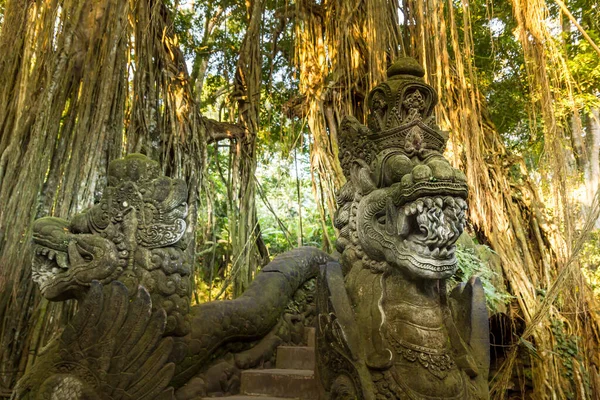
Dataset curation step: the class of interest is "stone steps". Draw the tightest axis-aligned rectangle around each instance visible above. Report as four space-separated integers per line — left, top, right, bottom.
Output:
276 346 315 370
240 369 317 399
202 326 318 400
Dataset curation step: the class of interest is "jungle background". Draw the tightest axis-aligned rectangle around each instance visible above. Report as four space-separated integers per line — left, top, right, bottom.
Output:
0 0 599 398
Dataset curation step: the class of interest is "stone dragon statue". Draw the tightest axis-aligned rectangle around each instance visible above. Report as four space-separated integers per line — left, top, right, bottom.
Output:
15 154 331 399
315 58 490 399
15 57 490 400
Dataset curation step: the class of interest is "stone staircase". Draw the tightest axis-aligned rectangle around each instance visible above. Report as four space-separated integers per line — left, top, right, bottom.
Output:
203 327 318 400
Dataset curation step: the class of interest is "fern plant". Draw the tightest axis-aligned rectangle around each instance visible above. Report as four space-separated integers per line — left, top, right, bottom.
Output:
451 245 512 313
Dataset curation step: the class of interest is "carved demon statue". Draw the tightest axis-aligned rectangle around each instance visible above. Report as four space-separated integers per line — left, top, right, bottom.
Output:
316 58 490 399
16 154 331 399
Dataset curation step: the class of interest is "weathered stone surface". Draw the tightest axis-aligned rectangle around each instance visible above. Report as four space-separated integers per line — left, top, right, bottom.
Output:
13 281 176 399
171 247 331 392
304 327 316 348
241 369 317 399
31 154 192 336
316 58 490 399
276 346 315 370
203 396 294 400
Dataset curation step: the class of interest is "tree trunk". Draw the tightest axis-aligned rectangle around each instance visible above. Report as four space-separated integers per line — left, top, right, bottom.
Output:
190 5 225 104
230 0 264 297
0 0 128 390
0 0 205 392
588 107 600 210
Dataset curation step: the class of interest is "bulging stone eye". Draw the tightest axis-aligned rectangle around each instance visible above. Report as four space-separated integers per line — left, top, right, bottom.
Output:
382 154 413 186
412 164 433 182
377 214 387 224
427 158 454 181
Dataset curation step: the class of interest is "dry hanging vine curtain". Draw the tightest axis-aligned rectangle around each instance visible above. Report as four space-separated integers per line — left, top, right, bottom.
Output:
0 0 206 393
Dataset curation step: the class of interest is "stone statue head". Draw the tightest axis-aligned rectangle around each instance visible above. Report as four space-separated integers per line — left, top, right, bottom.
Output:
334 57 468 280
31 154 192 335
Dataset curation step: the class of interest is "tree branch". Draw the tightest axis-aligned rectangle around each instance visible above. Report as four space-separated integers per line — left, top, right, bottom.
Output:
204 118 246 142
554 0 600 57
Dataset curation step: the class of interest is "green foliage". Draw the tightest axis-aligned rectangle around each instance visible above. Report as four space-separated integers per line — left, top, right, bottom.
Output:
255 147 333 254
580 230 600 297
195 139 333 292
550 318 591 398
195 144 233 288
453 245 512 313
469 1 536 155
563 0 600 96
174 0 329 299
567 38 600 112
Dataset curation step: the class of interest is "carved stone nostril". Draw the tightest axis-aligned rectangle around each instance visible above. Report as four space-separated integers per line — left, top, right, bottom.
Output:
428 159 454 181
412 164 432 181
401 173 413 187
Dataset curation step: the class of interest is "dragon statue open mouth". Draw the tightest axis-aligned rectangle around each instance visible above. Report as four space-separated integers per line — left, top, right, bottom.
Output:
31 217 122 301
392 194 467 272
30 154 190 332
336 115 470 280
32 218 71 288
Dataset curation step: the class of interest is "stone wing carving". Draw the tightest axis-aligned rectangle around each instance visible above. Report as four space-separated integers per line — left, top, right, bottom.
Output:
13 281 175 400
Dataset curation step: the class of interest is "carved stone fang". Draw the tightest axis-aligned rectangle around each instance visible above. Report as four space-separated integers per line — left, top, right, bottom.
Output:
398 196 465 256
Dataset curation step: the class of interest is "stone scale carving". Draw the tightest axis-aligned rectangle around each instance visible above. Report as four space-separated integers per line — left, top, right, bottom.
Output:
316 57 490 399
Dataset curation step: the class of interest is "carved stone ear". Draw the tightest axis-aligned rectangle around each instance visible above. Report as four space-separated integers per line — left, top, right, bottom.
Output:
349 160 376 196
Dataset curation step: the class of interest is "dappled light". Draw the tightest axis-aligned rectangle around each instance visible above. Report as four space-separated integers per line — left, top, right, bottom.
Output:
0 0 599 398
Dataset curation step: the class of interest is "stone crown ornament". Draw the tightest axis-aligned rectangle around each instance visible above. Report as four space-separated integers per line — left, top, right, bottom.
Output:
342 57 448 175
367 57 439 133
79 154 188 249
